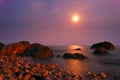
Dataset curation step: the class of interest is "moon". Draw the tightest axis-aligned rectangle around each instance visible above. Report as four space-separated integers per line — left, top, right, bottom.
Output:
72 14 79 23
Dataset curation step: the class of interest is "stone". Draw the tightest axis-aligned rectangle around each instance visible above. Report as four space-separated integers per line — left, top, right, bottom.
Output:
23 73 31 80
63 53 88 60
74 53 88 60
42 70 49 77
26 43 54 58
0 42 5 50
100 72 107 79
35 63 41 68
18 74 23 80
56 55 61 57
0 75 3 80
33 75 45 80
93 47 108 55
63 53 73 59
90 41 115 50
30 77 36 80
0 41 54 59
74 48 81 50
0 41 30 56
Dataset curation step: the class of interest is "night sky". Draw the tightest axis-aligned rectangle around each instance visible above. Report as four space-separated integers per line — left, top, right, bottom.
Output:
0 0 120 45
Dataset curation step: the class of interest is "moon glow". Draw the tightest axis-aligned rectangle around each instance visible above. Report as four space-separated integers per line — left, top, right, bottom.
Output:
72 14 79 23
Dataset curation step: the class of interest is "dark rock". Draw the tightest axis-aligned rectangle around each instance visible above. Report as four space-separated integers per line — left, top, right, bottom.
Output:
93 47 108 55
74 53 88 60
113 76 120 80
33 75 45 80
63 53 88 60
56 55 61 57
0 42 5 50
63 53 73 59
26 43 54 58
0 41 31 56
90 41 115 50
74 48 81 50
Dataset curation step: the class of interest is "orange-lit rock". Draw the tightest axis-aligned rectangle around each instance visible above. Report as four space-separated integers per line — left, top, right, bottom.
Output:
35 63 41 67
0 41 54 59
23 73 31 80
0 41 30 56
100 72 107 79
26 43 54 58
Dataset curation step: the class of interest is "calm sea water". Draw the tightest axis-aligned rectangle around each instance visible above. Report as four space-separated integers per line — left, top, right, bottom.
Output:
31 45 120 75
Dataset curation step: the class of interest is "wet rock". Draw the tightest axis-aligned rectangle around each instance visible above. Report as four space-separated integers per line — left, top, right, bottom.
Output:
74 53 88 60
26 43 54 58
0 41 30 56
100 72 107 79
56 55 61 57
93 47 108 55
30 77 36 80
18 74 23 80
15 71 25 77
35 63 41 68
63 53 73 59
90 41 115 50
63 53 88 60
31 67 38 73
33 75 45 80
74 48 81 50
13 67 19 73
42 70 49 77
23 73 31 80
0 75 4 80
0 41 54 59
0 42 5 50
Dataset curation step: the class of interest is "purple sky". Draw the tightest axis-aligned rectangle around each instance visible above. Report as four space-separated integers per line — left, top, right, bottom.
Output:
0 0 120 45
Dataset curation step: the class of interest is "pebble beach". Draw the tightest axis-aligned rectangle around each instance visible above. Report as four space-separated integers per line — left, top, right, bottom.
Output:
0 55 120 80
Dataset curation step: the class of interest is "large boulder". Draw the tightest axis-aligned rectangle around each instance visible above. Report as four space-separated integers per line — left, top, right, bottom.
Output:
0 41 31 56
0 43 5 50
90 41 115 50
63 53 73 59
93 47 108 55
63 53 88 60
26 43 54 58
0 41 54 58
74 53 88 60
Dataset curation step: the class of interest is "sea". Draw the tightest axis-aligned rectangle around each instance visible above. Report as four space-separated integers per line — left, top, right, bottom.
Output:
30 45 120 76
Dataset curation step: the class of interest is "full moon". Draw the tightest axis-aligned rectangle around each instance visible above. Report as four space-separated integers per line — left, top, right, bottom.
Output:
72 14 79 23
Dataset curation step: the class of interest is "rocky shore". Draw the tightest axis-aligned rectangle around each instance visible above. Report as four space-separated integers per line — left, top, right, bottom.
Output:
0 41 119 80
0 55 120 80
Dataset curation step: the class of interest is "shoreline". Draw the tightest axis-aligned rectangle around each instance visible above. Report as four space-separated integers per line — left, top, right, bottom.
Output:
0 55 120 80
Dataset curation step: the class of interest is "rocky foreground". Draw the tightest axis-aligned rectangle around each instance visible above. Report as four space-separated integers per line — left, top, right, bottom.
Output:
0 55 120 80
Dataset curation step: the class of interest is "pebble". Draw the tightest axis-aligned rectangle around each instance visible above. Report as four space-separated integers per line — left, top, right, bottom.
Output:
35 63 40 68
0 55 118 80
23 73 31 80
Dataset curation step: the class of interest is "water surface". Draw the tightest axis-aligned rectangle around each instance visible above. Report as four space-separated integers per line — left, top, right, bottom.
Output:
31 45 120 75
